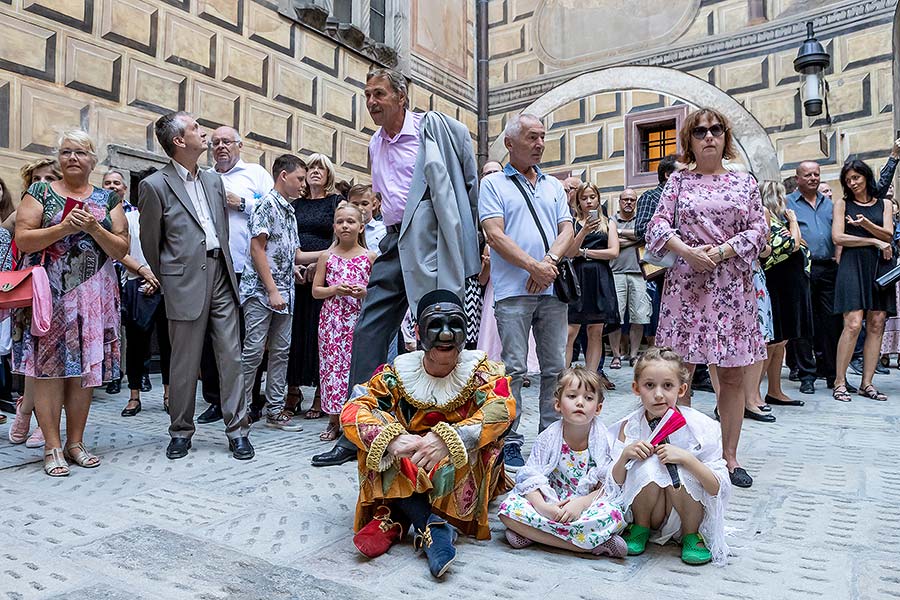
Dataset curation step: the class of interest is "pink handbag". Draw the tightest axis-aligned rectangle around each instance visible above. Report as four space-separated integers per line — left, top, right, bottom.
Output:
0 248 51 335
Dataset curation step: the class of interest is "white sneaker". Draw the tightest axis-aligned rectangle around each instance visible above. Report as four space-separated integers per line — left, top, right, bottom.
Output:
266 412 303 432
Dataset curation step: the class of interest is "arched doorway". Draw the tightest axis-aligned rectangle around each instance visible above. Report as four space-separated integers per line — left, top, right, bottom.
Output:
488 65 780 181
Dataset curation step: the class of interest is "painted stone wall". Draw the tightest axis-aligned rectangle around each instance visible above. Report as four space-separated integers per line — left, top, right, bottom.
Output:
487 0 898 199
0 0 476 198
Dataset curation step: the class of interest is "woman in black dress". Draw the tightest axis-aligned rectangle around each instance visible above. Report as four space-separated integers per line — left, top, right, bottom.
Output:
832 159 896 402
287 153 343 418
564 182 619 373
759 180 812 407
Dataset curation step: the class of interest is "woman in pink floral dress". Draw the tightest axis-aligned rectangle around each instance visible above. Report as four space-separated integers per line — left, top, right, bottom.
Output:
646 108 768 489
313 202 376 441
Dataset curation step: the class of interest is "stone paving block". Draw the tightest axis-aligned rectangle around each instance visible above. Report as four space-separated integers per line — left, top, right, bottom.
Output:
230 465 358 521
111 486 251 530
0 543 92 600
62 525 370 600
0 491 133 550
197 509 348 563
42 583 143 600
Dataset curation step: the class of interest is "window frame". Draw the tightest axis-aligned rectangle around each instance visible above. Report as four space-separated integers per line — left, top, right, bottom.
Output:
623 105 688 189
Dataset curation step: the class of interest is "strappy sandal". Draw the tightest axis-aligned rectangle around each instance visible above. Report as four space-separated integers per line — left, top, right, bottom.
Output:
8 398 31 444
43 448 70 477
63 442 101 468
284 388 302 416
319 423 339 441
832 384 852 403
610 356 622 369
859 384 888 402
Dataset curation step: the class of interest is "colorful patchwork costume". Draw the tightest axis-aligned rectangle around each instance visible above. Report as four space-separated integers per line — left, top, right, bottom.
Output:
341 348 516 540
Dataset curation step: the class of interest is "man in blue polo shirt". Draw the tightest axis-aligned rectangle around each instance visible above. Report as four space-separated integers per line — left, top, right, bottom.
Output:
787 160 849 397
479 113 574 470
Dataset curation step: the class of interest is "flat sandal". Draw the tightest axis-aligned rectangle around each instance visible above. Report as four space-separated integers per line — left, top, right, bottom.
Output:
43 448 70 477
63 442 101 468
859 384 887 402
832 384 852 403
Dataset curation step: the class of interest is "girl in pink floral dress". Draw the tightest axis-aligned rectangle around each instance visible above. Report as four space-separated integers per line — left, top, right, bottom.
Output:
313 203 376 441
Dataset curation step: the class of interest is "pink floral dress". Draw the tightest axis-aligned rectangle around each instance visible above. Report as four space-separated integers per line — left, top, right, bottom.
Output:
318 252 372 414
646 170 768 367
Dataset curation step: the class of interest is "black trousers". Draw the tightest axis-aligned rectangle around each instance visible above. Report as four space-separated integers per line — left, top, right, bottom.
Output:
124 298 171 389
792 260 842 383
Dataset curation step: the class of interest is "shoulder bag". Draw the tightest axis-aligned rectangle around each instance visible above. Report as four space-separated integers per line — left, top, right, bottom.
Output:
509 176 581 304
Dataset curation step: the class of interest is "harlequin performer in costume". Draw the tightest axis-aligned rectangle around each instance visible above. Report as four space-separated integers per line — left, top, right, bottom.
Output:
341 289 516 578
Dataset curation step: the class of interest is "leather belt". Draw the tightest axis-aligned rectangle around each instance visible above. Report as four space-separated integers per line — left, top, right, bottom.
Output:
386 224 401 234
206 248 222 259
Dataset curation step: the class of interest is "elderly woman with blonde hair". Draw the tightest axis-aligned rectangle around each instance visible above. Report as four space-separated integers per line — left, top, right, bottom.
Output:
13 130 129 477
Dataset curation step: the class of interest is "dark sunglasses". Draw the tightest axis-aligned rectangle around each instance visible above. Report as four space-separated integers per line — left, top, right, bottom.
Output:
691 124 726 140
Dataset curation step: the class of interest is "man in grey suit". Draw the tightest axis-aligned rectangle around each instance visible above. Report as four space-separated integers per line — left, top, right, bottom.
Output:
312 68 481 467
138 111 253 460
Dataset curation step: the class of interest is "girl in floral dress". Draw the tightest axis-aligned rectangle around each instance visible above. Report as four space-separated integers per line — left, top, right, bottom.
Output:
313 202 375 441
498 367 628 557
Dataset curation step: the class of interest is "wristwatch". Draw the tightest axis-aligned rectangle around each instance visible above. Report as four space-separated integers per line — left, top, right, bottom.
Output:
545 252 560 263
239 197 246 212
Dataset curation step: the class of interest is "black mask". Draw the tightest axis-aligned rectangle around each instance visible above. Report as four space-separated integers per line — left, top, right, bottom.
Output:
419 303 467 352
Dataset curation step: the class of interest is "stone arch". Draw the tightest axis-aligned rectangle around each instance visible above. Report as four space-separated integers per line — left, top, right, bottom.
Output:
488 65 780 181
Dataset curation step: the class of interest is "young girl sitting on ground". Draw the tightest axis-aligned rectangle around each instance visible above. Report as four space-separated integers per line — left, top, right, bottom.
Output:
606 347 731 565
498 366 628 556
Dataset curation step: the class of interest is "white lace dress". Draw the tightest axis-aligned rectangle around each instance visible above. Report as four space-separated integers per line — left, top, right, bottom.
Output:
604 407 732 565
498 418 627 549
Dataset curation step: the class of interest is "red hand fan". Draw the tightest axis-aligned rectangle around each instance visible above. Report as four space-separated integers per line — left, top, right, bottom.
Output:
649 408 687 445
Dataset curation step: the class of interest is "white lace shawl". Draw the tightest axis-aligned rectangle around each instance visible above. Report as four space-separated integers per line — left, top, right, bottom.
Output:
603 407 732 566
512 417 614 502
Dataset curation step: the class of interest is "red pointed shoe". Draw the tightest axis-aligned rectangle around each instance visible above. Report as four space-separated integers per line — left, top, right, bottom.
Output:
353 505 405 558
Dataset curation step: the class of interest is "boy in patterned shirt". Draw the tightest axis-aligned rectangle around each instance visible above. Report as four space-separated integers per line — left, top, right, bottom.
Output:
239 154 313 430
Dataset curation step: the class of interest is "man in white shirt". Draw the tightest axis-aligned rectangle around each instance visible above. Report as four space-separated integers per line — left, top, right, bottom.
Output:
196 127 275 425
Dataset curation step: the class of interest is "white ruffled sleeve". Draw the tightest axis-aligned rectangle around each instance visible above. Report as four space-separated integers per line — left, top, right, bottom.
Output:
512 423 560 501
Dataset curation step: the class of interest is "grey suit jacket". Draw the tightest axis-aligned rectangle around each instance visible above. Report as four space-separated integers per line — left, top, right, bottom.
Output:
138 162 239 321
399 111 480 315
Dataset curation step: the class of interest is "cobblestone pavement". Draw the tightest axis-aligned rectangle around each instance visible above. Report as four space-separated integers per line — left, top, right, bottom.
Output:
2 364 899 600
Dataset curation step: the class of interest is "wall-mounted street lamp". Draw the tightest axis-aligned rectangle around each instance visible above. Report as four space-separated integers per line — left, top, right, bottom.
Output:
793 21 831 117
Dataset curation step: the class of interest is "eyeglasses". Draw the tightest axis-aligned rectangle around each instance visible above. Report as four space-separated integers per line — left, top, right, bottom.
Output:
59 149 90 159
210 139 238 148
690 125 727 140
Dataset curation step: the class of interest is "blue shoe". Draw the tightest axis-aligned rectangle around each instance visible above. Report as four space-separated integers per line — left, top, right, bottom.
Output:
414 515 457 578
502 444 525 472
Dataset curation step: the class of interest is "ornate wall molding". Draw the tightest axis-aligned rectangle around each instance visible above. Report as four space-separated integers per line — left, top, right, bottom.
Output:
489 0 896 113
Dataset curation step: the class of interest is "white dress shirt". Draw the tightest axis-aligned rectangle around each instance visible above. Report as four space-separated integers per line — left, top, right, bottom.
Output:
217 159 274 273
365 218 387 255
171 159 220 251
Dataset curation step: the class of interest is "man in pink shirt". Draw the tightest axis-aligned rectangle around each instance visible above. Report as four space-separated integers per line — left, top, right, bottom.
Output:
312 68 480 467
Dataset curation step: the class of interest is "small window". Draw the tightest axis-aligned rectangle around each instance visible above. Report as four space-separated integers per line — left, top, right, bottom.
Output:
333 0 352 23
639 122 677 173
624 105 688 189
370 0 386 43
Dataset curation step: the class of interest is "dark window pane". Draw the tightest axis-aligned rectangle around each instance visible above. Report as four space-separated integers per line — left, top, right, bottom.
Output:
333 0 352 23
638 121 677 173
370 0 386 43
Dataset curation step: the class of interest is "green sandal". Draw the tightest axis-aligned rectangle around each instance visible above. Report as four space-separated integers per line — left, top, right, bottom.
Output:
681 533 712 565
623 524 650 555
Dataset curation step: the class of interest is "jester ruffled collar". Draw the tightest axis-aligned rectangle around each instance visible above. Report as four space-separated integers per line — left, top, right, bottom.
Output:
390 349 486 410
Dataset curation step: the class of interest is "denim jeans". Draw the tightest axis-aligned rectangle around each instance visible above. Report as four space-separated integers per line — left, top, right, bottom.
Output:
494 294 568 447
